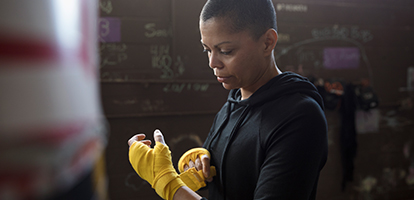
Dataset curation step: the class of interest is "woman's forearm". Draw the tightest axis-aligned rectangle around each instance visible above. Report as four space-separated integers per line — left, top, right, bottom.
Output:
173 186 203 200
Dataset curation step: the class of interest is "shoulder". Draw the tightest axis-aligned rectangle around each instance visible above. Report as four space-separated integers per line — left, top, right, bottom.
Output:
261 92 323 118
258 93 327 143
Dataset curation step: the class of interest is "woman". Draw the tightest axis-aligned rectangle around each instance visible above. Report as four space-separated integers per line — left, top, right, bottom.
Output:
128 0 328 199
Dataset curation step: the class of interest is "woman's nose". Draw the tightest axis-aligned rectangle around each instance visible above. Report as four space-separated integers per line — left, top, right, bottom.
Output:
208 52 222 69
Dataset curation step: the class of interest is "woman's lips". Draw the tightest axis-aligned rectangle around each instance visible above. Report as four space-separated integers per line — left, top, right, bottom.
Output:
217 76 230 83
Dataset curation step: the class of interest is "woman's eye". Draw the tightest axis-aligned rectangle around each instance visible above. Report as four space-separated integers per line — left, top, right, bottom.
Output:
220 50 232 55
203 49 211 53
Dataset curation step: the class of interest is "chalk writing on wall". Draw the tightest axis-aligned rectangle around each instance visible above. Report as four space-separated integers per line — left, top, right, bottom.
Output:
100 71 129 81
113 98 166 112
276 3 308 12
311 25 374 43
113 98 138 106
278 33 291 43
295 47 323 69
100 42 127 52
151 45 185 79
145 23 172 38
125 172 147 191
141 99 166 112
100 43 128 67
169 134 204 151
163 83 210 93
99 0 113 14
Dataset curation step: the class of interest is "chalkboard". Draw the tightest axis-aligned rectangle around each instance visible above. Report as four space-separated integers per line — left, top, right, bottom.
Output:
99 0 414 199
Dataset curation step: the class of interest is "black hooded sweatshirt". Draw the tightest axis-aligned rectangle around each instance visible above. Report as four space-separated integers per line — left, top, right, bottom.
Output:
203 72 328 200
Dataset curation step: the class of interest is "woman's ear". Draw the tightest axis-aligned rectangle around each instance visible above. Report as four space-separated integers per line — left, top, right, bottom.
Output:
263 29 278 56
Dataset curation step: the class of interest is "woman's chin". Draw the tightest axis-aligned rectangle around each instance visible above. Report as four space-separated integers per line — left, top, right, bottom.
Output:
221 83 238 90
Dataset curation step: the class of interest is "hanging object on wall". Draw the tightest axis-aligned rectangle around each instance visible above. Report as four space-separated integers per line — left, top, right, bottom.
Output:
354 79 379 111
314 78 345 110
355 109 380 134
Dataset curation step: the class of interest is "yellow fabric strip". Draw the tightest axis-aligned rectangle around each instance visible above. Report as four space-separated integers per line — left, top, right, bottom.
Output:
129 142 185 200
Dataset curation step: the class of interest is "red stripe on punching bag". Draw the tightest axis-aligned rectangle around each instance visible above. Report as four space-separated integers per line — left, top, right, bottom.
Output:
0 34 60 62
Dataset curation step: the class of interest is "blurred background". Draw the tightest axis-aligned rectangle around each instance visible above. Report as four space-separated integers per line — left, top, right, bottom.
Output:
98 0 414 199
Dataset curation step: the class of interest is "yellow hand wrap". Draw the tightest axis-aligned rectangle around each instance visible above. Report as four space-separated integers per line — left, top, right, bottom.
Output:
129 141 185 200
178 148 216 191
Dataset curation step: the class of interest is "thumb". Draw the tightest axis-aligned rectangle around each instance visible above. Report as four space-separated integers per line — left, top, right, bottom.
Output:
201 154 211 178
154 129 166 145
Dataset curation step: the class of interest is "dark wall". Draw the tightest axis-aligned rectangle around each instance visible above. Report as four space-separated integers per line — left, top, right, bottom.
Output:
98 0 414 199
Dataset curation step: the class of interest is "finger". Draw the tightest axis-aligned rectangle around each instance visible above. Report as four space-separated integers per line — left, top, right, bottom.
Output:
153 129 165 145
188 160 195 169
195 158 202 171
140 140 152 147
201 154 211 178
128 134 146 147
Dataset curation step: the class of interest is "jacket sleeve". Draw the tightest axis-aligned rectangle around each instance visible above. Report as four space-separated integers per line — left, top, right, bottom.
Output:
254 95 328 200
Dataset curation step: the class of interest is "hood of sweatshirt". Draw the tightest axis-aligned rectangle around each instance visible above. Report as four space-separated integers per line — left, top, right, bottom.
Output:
204 72 325 192
227 72 324 110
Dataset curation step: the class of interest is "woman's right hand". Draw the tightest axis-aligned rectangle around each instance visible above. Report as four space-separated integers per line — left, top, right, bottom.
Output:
183 151 213 182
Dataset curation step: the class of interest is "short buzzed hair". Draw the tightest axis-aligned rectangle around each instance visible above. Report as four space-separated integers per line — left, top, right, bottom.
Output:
200 0 277 41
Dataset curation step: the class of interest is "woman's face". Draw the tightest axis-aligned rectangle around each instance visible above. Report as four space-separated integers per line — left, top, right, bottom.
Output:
199 17 269 93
